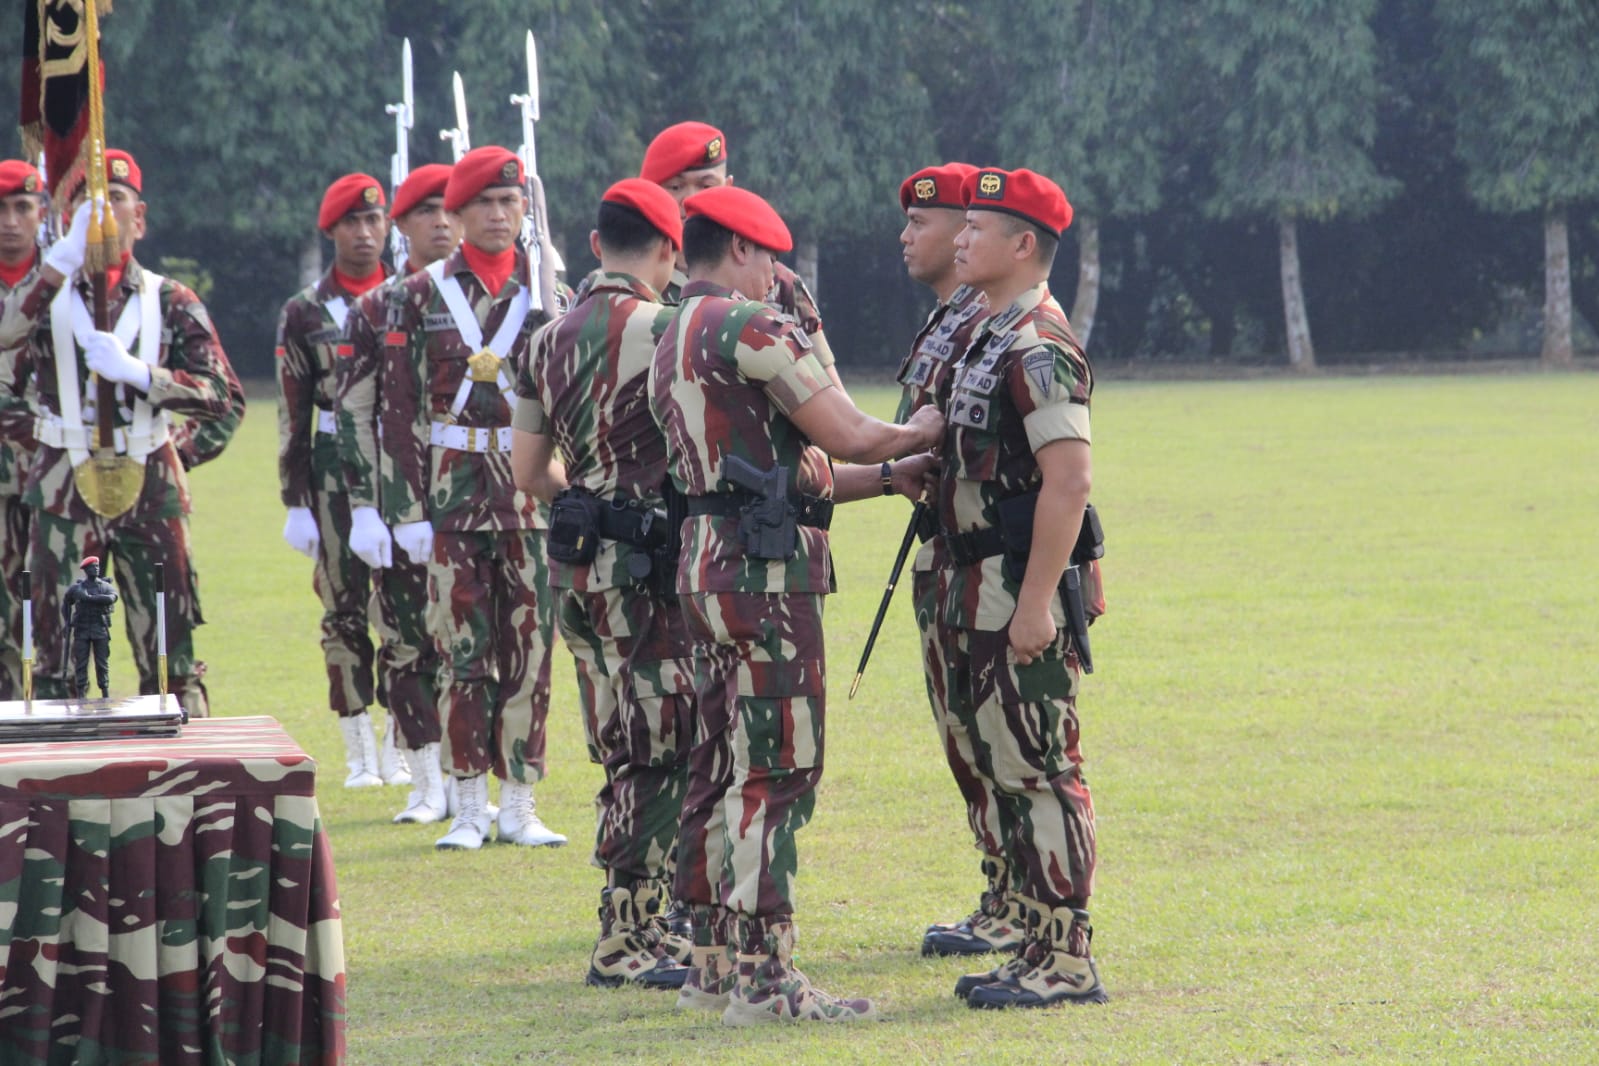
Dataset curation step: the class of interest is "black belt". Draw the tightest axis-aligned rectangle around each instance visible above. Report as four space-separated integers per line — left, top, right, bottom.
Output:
684 491 835 531
596 495 666 549
941 525 1005 567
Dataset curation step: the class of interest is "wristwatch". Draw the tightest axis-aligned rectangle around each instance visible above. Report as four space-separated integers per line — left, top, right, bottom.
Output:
880 461 894 496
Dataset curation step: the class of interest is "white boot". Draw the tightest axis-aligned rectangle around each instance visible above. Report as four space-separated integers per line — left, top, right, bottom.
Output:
496 781 567 847
435 773 492 850
379 720 411 786
392 743 448 824
444 773 498 822
338 711 383 789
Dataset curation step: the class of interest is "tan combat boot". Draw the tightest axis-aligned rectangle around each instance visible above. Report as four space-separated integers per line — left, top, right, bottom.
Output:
966 903 1108 1008
954 895 1046 1000
721 919 878 1026
676 905 736 1012
586 883 690 990
923 856 1027 956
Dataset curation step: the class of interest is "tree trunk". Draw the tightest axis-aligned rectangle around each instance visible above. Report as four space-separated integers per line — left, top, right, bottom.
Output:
1542 208 1573 365
1279 215 1315 370
1070 215 1100 350
795 238 820 303
298 233 323 288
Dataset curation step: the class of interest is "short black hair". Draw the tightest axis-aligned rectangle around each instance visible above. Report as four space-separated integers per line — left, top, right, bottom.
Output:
596 200 671 256
682 214 734 271
998 213 1059 269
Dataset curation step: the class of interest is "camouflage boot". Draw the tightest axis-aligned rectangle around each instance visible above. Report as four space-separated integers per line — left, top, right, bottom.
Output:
585 883 690 989
676 905 736 1012
644 879 694 965
922 857 1027 957
337 711 383 788
721 919 879 1027
967 904 1108 1009
954 895 1047 1000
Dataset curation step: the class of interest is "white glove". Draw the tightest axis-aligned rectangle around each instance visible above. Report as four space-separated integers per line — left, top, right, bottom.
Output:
393 520 434 565
282 506 320 559
349 506 394 569
44 198 99 278
83 330 152 391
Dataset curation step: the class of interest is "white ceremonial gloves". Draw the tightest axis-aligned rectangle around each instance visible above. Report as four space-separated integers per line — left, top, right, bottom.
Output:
43 198 99 279
282 506 320 559
83 331 152 391
392 520 434 565
349 506 394 569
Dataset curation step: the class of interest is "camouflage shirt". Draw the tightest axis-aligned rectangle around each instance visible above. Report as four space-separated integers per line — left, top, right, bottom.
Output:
914 283 1093 631
335 267 414 514
662 261 835 369
171 337 246 471
894 283 988 424
514 270 675 590
376 246 551 533
0 259 234 523
275 267 389 507
0 260 40 497
648 278 835 595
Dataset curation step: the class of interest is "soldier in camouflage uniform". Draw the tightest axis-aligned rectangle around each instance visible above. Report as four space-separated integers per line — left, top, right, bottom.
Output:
0 160 44 700
912 168 1108 1009
341 163 457 824
375 146 565 851
512 178 693 989
649 185 943 1025
277 173 407 789
0 149 232 717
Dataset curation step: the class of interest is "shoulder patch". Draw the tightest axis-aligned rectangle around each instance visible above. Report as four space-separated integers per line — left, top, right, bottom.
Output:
1023 350 1055 396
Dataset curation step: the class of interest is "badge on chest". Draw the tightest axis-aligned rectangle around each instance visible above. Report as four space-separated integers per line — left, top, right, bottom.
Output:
949 391 990 430
467 348 503 382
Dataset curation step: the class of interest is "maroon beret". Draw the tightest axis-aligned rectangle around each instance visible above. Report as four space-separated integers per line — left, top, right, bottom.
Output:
961 167 1072 237
319 173 386 231
0 160 43 198
900 162 978 212
603 178 685 250
390 163 452 219
683 186 792 254
641 121 727 184
445 147 523 213
105 149 141 194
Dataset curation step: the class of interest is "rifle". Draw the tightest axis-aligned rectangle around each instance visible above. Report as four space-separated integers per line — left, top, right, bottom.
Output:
439 71 471 163
385 38 413 266
509 30 560 315
849 501 926 699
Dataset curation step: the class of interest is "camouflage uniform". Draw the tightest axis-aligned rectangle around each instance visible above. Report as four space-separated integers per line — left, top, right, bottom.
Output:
913 283 1099 987
0 261 39 700
378 246 553 782
337 271 442 752
0 259 234 717
277 270 388 718
662 261 834 373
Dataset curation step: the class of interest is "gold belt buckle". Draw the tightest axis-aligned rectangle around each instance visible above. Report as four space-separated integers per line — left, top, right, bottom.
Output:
467 426 483 451
467 348 501 383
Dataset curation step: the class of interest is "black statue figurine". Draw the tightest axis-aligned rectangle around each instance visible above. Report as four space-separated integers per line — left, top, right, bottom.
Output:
63 555 118 699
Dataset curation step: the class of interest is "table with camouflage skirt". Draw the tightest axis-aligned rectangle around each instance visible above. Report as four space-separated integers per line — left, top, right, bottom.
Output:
0 716 346 1065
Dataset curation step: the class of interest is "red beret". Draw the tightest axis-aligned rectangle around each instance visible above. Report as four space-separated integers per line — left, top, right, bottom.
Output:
105 149 141 194
961 167 1072 237
445 147 523 213
640 121 727 184
602 178 684 250
683 186 792 254
81 555 100 569
0 160 43 198
319 173 386 231
391 163 452 219
900 162 978 212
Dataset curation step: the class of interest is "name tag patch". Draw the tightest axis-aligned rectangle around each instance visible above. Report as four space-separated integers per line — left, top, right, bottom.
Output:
424 313 457 333
960 370 999 395
306 327 340 345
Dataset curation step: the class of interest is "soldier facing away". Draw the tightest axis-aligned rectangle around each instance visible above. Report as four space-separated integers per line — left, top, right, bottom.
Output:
62 554 116 698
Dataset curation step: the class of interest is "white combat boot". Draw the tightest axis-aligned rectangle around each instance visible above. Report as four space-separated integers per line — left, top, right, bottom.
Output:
496 780 567 847
435 773 492 850
338 711 383 789
379 720 411 786
392 743 448 824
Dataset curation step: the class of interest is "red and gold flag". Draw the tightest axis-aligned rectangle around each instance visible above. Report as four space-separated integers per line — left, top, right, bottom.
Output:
18 1 112 202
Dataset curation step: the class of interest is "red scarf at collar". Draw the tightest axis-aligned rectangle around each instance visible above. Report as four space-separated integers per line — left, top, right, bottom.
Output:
333 265 386 298
460 242 515 297
104 250 133 292
0 251 36 288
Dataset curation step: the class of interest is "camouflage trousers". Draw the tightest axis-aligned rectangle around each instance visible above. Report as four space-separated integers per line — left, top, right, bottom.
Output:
27 509 208 718
942 621 1096 907
0 493 28 700
371 559 442 749
428 529 554 782
675 591 825 920
556 583 693 884
309 489 376 716
913 570 1010 861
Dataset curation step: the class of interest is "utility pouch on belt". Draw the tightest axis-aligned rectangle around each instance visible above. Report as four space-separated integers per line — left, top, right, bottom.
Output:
721 455 798 561
547 488 604 565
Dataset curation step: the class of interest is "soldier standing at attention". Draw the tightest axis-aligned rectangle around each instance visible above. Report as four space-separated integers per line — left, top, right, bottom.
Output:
0 149 232 717
276 173 405 789
341 162 458 824
512 178 692 989
377 146 565 851
62 554 117 698
649 185 943 1025
0 160 44 700
916 168 1108 1009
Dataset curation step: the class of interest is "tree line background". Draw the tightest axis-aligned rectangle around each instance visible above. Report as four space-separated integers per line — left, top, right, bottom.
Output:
5 0 1598 379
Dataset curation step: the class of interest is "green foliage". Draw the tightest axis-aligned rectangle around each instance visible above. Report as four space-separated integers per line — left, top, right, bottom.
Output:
155 255 213 302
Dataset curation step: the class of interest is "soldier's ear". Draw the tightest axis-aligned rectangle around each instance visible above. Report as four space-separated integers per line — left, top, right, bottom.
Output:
588 230 602 259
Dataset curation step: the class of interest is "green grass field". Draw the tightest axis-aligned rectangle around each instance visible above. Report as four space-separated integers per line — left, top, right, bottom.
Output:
156 372 1599 1064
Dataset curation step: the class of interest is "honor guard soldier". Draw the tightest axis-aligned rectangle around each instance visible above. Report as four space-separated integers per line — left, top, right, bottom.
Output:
649 185 943 1024
340 162 458 824
512 178 693 989
0 149 233 717
376 146 565 851
0 160 45 700
276 173 406 789
62 554 117 698
915 168 1108 1008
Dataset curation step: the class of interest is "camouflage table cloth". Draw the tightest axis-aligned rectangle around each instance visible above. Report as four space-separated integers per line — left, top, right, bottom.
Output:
0 716 345 1065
